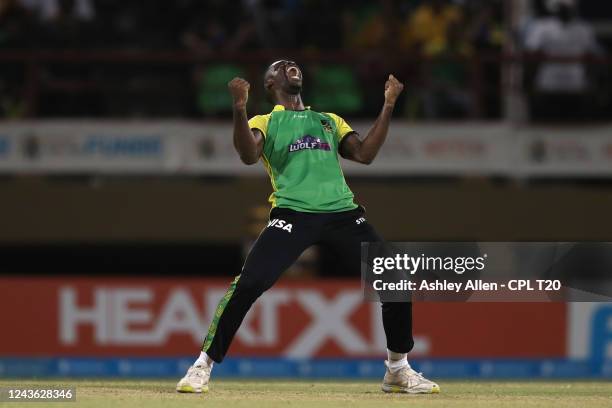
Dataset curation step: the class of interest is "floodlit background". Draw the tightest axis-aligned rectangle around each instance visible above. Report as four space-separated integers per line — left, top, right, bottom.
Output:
0 0 611 379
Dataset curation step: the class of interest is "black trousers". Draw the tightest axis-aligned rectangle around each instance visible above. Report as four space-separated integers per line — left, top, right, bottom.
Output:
202 206 413 363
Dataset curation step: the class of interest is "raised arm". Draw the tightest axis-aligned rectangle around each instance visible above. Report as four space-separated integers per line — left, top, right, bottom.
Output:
340 75 404 165
228 77 264 165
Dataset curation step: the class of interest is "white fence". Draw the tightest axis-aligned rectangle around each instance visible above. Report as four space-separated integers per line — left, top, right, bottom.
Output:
0 121 611 177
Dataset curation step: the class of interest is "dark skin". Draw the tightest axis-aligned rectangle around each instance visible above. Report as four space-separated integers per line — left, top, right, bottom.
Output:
228 60 404 165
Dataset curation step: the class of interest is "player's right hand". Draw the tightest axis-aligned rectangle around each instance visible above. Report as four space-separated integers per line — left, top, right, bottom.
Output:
228 77 250 109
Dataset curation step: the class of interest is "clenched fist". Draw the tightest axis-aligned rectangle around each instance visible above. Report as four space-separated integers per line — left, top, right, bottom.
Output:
384 75 404 107
228 77 250 109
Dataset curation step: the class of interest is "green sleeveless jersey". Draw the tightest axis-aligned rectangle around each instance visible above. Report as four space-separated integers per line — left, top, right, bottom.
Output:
248 105 358 213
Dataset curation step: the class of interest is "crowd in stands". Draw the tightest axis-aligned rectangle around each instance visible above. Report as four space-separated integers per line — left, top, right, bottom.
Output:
0 0 610 120
523 0 607 121
1 0 504 52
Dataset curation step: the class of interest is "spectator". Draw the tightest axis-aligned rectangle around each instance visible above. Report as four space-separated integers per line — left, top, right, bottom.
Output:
0 0 33 117
524 0 602 121
343 0 394 51
19 0 93 21
181 0 256 54
39 0 94 48
466 0 505 118
467 0 505 51
182 18 232 55
400 0 464 56
420 20 474 119
244 0 299 49
1 0 35 48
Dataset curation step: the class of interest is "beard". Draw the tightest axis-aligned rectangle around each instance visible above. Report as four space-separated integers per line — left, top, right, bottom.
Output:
283 81 302 95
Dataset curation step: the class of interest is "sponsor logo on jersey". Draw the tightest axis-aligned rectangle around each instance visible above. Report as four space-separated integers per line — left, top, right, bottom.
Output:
288 135 331 153
268 218 293 233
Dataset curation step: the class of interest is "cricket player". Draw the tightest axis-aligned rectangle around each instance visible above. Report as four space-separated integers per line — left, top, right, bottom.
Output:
177 60 439 394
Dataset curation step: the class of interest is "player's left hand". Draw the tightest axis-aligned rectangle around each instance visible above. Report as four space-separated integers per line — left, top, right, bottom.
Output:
384 75 404 107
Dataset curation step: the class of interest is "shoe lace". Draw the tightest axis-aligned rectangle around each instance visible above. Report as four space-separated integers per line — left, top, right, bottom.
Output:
188 365 209 379
408 367 424 377
405 366 434 385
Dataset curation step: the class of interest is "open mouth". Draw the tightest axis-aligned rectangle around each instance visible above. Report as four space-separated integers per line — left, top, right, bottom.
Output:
286 66 302 81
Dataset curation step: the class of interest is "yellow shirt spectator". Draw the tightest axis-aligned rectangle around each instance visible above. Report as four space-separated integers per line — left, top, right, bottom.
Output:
401 3 463 56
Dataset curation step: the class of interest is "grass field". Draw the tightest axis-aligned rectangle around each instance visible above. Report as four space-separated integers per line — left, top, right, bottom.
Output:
1 380 612 408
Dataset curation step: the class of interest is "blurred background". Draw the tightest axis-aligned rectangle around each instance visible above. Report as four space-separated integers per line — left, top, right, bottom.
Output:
1 0 612 379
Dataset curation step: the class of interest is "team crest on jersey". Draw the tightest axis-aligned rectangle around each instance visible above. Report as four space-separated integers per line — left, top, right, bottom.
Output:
288 135 331 153
321 119 334 134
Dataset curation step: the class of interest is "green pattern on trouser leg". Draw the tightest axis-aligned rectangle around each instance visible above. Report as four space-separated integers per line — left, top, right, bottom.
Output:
202 275 241 352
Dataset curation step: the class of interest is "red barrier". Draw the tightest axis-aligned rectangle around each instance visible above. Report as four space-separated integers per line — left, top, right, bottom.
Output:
0 277 565 358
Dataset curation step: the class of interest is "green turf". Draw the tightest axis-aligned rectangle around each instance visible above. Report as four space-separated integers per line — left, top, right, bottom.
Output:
1 380 611 408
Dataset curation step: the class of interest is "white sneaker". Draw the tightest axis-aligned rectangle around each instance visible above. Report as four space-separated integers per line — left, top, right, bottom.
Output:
176 364 212 393
381 361 440 394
